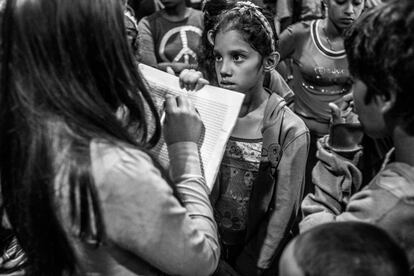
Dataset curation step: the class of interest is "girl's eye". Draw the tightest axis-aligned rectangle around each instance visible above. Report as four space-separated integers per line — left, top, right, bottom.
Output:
334 0 347 4
353 0 362 5
233 54 245 62
214 55 223 62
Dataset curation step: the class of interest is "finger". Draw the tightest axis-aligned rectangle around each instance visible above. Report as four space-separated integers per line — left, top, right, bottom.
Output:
345 112 361 125
334 93 352 111
180 69 195 89
194 107 202 120
166 66 175 75
164 94 177 113
176 95 190 110
180 70 203 91
185 81 193 91
3 253 26 269
342 93 353 102
195 78 210 91
342 95 353 109
187 71 198 90
179 69 189 89
329 102 343 124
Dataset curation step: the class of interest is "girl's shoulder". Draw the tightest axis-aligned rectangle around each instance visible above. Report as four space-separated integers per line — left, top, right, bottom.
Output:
90 139 157 184
89 139 174 205
263 94 309 143
288 20 314 32
188 7 203 17
186 8 203 26
281 20 315 39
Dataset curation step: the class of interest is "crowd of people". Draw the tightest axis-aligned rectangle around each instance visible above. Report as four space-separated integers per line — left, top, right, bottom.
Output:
0 0 413 275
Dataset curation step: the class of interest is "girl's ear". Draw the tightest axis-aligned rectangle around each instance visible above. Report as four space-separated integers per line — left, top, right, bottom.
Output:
207 30 215 46
378 90 397 115
264 52 280 72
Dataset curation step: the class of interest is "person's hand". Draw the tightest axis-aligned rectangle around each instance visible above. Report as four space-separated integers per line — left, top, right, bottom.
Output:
0 237 26 274
179 69 209 91
330 93 356 124
328 95 363 151
158 62 197 75
163 95 203 145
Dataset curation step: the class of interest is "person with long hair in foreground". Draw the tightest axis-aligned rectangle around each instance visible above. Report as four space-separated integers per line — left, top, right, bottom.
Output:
0 0 219 275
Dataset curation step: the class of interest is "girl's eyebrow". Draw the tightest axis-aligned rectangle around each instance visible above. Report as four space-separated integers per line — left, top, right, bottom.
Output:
229 49 249 55
214 49 250 55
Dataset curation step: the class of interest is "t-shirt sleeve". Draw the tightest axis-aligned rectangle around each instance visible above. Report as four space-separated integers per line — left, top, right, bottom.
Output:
267 69 294 105
137 17 158 67
278 23 302 60
95 143 219 276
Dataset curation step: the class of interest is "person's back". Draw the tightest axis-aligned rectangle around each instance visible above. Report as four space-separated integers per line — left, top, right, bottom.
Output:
0 0 219 275
279 222 410 276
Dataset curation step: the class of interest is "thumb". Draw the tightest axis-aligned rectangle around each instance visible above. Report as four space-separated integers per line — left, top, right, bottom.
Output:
195 78 210 91
166 66 175 75
329 102 343 125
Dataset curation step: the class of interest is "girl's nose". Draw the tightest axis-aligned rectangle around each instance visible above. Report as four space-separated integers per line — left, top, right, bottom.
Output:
219 59 231 77
344 2 355 15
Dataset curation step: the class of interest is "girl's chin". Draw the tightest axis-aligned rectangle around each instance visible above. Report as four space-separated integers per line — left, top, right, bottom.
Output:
219 84 238 90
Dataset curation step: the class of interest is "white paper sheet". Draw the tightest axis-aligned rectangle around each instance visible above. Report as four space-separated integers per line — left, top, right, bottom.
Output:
139 63 245 191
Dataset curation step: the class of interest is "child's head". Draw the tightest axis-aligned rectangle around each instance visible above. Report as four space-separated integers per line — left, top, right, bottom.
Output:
279 222 410 276
207 1 279 93
323 0 365 31
345 0 414 138
209 1 277 62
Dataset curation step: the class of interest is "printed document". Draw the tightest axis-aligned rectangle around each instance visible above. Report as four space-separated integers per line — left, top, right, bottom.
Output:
139 63 245 191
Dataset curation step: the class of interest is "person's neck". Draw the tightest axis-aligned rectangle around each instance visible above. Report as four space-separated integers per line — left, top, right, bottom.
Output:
239 86 268 118
163 2 188 19
324 18 343 39
393 126 414 167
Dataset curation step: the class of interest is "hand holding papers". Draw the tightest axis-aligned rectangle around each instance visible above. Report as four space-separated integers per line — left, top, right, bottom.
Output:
139 63 245 191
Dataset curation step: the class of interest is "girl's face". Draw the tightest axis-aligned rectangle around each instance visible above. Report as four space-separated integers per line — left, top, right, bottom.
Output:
327 0 364 30
213 29 264 94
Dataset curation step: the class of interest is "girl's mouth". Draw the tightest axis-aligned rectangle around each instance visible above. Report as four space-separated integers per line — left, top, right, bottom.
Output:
220 81 235 87
340 18 354 24
220 84 236 90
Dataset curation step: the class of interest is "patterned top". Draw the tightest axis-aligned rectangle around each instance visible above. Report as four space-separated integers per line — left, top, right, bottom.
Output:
279 19 352 130
214 137 263 246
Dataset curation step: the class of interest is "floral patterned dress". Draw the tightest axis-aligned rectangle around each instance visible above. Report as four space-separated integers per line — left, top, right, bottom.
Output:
214 137 262 248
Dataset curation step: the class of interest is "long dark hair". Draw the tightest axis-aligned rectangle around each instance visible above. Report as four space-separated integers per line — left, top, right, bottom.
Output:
0 0 162 275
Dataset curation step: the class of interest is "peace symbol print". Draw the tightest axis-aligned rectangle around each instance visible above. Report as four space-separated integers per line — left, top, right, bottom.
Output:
158 25 202 64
